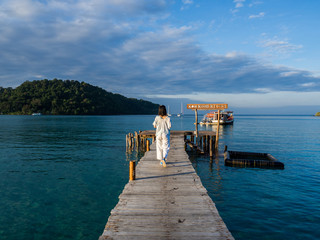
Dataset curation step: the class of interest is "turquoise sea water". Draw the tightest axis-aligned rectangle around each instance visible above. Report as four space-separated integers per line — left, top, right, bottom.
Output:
0 115 319 240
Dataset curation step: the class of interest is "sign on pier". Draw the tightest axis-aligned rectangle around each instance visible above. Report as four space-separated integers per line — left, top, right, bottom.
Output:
187 103 228 110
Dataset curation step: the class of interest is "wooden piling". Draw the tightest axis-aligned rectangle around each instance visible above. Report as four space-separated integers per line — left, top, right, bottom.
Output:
126 134 131 152
209 136 213 157
146 139 150 152
125 134 128 150
205 135 210 153
215 110 221 150
129 161 136 181
135 131 139 150
195 109 198 137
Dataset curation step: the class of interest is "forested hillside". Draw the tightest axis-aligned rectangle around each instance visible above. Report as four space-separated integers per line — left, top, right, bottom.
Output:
0 79 159 115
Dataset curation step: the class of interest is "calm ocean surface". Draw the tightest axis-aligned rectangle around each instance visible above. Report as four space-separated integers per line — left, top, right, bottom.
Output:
0 115 319 240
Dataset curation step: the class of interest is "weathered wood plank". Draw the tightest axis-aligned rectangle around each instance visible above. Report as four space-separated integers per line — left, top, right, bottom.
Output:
99 135 234 240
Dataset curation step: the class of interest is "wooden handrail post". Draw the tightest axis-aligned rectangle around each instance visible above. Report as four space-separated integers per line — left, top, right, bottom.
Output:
146 139 150 151
129 161 136 181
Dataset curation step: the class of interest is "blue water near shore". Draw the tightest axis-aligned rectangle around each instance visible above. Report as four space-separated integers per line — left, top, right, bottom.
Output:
0 115 319 240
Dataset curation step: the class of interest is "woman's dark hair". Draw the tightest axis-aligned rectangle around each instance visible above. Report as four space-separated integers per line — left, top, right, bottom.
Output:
158 105 167 116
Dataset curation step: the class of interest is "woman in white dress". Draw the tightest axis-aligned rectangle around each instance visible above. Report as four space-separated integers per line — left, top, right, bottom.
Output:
153 105 171 167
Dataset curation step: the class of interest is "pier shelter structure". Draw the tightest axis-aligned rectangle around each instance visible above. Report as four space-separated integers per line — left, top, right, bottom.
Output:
99 131 234 240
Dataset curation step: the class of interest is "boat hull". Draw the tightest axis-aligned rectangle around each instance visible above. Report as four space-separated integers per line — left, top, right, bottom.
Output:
200 120 234 125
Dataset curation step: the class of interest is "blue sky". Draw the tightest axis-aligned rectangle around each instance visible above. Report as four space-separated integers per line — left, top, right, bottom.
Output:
0 0 320 113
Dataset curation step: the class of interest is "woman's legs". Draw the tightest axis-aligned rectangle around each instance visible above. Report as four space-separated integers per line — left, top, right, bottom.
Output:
162 134 170 160
156 133 170 164
156 135 163 160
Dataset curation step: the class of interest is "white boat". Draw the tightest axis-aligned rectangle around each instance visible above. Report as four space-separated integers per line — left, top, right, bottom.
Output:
200 111 234 125
32 113 42 116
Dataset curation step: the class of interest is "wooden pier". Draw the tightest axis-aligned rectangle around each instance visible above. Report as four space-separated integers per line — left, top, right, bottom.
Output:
99 132 234 240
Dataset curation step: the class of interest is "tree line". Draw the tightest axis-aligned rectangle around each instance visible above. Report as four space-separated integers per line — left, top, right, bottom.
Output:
0 79 159 115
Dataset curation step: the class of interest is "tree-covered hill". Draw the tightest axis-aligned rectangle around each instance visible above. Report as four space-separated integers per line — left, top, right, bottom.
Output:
0 79 159 115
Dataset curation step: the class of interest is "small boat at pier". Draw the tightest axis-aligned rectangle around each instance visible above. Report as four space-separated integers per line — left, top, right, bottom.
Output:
200 111 234 125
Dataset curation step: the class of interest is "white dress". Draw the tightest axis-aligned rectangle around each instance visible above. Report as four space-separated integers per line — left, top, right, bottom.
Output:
153 116 171 160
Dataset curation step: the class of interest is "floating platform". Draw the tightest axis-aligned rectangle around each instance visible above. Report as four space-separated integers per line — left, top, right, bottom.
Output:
224 150 284 169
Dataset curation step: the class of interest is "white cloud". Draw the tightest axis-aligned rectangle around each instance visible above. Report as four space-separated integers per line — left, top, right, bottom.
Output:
280 71 300 77
249 12 265 19
249 1 263 7
1 0 43 19
231 0 245 14
300 82 316 87
234 0 245 8
254 88 272 93
260 37 303 55
181 0 194 10
225 51 242 58
182 0 193 4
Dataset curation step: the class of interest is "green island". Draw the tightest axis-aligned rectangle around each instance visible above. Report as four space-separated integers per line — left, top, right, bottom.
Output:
0 79 159 115
315 112 320 116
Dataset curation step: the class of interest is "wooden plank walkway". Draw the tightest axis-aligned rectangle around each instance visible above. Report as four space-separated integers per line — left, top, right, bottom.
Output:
99 134 234 240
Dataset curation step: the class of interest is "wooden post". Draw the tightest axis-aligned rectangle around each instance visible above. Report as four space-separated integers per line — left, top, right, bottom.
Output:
215 110 220 150
128 133 132 149
141 137 144 150
126 134 128 151
146 139 150 151
135 131 139 150
139 131 142 149
131 133 134 149
209 136 213 157
195 109 198 137
129 161 136 181
206 135 209 153
143 137 146 150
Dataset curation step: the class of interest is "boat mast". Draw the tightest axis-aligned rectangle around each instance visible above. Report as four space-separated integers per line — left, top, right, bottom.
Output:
181 102 183 115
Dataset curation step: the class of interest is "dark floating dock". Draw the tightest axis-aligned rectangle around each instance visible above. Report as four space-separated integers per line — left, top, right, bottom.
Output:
99 133 234 240
224 150 284 169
